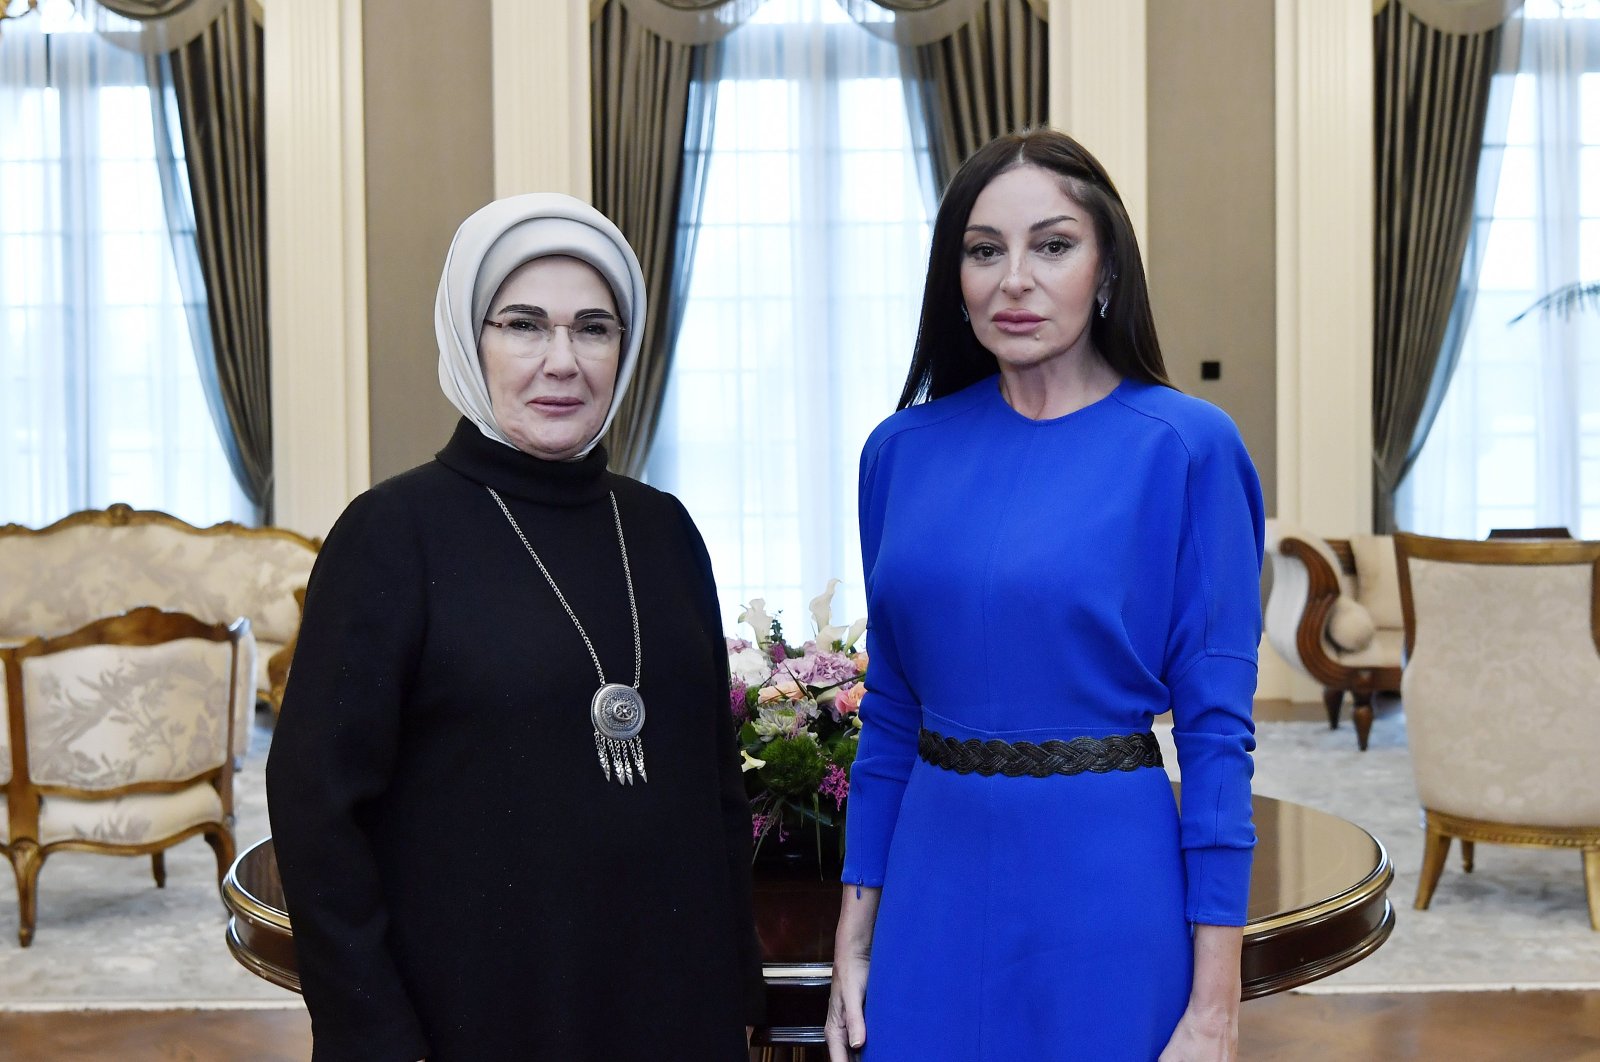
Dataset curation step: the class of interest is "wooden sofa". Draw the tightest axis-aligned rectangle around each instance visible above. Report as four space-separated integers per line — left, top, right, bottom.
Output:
1264 523 1405 751
0 505 319 715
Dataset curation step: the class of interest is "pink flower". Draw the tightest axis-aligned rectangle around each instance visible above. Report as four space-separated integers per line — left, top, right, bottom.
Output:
820 763 850 811
834 682 865 717
786 650 859 689
729 681 749 723
757 678 806 704
751 812 768 841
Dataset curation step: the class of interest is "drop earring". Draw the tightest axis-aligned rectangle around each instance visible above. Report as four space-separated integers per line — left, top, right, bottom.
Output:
961 305 970 322
1098 296 1108 319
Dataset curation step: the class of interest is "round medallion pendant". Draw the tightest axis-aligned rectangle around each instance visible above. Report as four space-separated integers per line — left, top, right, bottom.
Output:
591 683 646 741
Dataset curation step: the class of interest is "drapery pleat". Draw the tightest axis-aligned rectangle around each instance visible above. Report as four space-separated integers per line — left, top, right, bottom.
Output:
157 0 271 518
592 0 722 477
1372 1 1501 532
900 0 1046 196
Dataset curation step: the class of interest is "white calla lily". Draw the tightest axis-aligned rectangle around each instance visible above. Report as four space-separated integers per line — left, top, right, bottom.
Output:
845 616 867 650
739 598 774 645
808 579 842 633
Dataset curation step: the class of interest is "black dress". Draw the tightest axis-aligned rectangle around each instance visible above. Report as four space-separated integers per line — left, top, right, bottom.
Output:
267 420 764 1062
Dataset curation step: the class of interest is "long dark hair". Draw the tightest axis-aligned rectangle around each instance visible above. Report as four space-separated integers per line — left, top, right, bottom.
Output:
897 130 1170 409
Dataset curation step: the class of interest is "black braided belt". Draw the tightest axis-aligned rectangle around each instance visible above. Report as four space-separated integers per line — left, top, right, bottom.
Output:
917 728 1163 778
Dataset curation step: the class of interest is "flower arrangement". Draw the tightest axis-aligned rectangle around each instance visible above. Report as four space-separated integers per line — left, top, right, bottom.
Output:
728 579 867 868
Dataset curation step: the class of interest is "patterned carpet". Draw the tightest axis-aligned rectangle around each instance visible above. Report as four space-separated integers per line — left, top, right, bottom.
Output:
0 715 1596 1008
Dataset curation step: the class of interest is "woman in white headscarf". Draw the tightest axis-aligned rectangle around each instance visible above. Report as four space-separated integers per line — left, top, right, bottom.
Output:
268 194 764 1062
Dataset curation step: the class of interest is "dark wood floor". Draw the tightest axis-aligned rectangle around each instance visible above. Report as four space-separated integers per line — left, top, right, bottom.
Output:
1 991 1598 1061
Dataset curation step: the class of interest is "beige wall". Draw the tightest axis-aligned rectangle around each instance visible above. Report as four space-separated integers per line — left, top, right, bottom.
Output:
1146 0 1278 514
347 4 1283 500
362 0 495 483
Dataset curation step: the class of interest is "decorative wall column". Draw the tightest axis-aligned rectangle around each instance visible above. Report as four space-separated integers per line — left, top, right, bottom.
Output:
1047 0 1147 245
1267 0 1374 702
263 0 371 537
492 0 592 199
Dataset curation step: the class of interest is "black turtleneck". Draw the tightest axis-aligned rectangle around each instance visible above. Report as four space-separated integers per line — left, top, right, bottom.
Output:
267 419 762 1062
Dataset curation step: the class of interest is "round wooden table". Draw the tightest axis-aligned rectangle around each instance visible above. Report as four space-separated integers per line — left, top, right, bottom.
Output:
225 791 1393 1050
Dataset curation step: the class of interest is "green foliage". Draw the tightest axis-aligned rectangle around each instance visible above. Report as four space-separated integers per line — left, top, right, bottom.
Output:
757 735 828 799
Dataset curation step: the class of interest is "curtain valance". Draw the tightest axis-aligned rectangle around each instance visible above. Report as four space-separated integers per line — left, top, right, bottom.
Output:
1373 0 1523 35
93 0 259 54
611 0 1043 46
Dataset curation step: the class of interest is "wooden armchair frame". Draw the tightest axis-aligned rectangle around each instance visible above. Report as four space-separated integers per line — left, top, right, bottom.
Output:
1 608 249 946
1395 534 1600 931
1275 535 1402 751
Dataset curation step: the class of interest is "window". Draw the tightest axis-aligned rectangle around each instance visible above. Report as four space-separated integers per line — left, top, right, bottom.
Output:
0 8 250 528
645 0 933 628
1401 2 1600 538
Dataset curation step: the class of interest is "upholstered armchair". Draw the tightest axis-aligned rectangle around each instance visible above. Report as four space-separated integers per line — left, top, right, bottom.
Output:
1395 533 1600 931
1264 523 1405 750
0 607 255 946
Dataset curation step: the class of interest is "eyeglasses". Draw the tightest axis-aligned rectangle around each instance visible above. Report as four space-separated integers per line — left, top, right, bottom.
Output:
482 314 625 354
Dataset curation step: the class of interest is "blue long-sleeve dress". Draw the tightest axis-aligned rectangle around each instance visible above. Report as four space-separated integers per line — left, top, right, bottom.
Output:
843 374 1264 1062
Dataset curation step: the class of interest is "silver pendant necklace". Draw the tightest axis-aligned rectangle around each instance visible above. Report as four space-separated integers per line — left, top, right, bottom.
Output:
486 486 647 785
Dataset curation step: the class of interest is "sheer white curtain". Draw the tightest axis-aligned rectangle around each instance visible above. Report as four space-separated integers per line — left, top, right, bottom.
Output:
1401 1 1600 538
645 0 932 631
0 0 250 529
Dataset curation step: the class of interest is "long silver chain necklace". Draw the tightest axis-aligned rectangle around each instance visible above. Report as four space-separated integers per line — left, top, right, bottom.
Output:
486 486 647 785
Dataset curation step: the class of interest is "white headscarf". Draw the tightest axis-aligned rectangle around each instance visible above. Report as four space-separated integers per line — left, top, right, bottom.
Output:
435 193 647 460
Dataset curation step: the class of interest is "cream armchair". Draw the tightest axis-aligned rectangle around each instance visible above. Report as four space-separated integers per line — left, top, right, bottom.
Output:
0 608 254 946
1396 534 1600 930
1264 522 1405 750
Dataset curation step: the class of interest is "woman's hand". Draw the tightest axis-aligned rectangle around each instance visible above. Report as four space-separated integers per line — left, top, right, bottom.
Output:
1157 923 1243 1061
1156 1002 1237 1061
825 947 869 1061
825 884 881 1062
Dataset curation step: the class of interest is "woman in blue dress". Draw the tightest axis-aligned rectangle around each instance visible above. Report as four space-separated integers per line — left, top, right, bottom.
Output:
824 131 1263 1062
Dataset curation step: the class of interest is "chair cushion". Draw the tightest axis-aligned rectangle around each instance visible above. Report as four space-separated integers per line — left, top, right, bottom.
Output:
37 782 224 846
1349 533 1404 629
1325 596 1377 653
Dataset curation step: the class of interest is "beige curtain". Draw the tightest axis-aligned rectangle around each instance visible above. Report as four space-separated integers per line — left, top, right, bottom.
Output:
901 0 1047 195
1372 1 1504 531
593 0 722 476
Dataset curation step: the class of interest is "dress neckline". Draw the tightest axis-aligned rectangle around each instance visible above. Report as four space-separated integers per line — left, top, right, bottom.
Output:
435 418 611 507
989 374 1132 426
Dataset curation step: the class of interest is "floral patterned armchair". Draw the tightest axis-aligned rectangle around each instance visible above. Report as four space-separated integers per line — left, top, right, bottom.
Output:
1396 533 1600 931
0 608 255 946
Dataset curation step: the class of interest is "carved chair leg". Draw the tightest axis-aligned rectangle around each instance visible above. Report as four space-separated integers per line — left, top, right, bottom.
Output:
1461 840 1475 874
152 851 166 888
9 840 43 948
1322 687 1344 730
204 828 237 888
1415 822 1451 910
1584 849 1600 932
1352 692 1375 751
